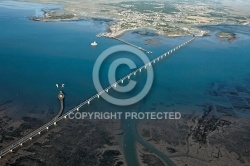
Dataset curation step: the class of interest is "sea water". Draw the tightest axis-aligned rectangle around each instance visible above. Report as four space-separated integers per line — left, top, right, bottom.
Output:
1 2 250 165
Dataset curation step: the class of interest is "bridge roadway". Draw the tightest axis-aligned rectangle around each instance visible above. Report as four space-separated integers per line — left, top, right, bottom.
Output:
0 37 195 159
111 37 153 54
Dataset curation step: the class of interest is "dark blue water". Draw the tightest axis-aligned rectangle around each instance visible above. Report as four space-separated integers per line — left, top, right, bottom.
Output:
1 2 250 166
0 5 123 118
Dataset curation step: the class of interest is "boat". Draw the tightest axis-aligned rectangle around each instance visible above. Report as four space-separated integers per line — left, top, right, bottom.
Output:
91 41 98 46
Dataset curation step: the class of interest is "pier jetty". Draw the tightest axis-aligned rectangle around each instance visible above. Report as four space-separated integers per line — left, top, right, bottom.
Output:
112 37 152 54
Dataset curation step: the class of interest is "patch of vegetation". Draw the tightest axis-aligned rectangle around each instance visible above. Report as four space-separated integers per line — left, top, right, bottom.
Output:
99 150 122 166
217 31 237 41
141 153 165 166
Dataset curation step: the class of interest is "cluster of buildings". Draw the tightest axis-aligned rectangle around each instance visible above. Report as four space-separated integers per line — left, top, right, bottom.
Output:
98 2 215 37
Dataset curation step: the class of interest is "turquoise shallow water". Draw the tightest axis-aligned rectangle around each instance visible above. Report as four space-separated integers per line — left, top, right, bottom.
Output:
1 3 250 165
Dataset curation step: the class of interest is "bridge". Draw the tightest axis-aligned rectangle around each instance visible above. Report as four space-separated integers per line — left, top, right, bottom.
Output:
0 37 195 159
111 37 153 54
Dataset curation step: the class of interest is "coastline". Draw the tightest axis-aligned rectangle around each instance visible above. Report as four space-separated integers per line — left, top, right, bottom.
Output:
8 0 249 39
1 0 250 165
137 107 250 166
0 1 198 38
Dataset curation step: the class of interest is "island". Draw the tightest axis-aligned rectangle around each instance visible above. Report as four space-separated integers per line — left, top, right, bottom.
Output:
217 31 237 41
23 0 250 37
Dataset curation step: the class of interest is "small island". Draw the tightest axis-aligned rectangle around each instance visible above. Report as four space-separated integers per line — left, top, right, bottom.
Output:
217 31 237 41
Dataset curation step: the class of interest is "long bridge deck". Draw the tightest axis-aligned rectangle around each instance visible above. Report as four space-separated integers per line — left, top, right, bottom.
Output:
0 37 195 159
111 37 153 54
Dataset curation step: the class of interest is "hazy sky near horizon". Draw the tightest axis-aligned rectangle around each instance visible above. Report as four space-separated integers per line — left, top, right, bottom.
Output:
218 0 250 14
1 0 250 15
